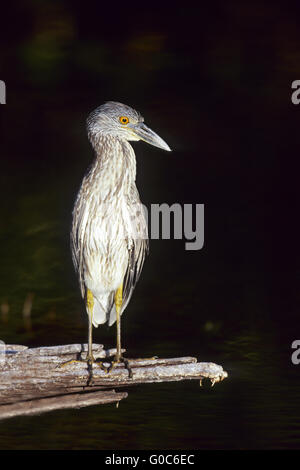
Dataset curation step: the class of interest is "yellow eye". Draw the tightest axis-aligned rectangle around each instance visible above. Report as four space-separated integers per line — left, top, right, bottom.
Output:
119 116 129 125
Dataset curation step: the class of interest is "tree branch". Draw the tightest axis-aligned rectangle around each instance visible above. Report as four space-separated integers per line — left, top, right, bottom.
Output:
0 344 228 419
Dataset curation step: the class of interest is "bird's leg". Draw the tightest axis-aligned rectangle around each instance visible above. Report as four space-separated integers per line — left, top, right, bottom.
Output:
58 289 95 382
115 282 123 361
86 289 95 366
104 283 133 378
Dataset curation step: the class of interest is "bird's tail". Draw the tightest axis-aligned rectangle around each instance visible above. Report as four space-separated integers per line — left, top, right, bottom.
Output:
88 293 114 327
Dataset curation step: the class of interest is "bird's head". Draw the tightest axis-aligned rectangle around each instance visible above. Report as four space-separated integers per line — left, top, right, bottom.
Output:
86 101 171 151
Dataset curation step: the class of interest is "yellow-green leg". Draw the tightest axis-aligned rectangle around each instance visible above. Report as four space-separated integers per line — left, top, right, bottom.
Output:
115 282 123 361
58 289 95 375
86 289 95 365
107 283 158 376
105 283 133 378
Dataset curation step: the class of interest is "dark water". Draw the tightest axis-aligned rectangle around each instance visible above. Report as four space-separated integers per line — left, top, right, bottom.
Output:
0 1 300 449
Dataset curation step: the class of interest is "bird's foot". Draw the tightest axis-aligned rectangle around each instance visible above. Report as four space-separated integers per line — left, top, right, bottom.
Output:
57 354 95 385
57 353 95 368
98 354 159 378
97 354 133 379
57 353 158 380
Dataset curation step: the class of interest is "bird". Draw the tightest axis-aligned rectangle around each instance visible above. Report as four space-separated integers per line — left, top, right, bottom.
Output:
70 101 171 375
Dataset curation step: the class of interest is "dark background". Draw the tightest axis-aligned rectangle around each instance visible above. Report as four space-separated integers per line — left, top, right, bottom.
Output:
0 0 300 449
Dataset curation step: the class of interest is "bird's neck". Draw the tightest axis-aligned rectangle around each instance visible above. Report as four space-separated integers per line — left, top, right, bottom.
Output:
89 135 137 201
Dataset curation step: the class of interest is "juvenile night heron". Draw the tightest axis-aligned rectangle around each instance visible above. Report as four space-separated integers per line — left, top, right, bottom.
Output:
70 101 171 375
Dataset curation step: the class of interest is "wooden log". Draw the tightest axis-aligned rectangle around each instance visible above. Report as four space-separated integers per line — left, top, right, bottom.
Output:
0 344 228 420
0 390 128 420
